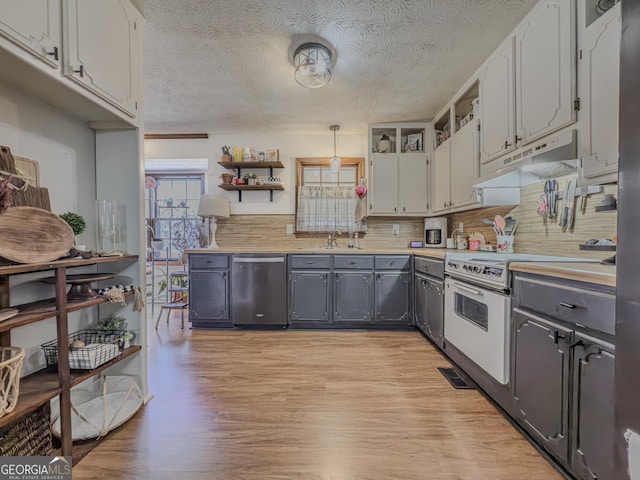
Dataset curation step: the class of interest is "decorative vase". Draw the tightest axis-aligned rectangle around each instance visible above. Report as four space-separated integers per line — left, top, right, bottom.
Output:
376 134 391 153
232 147 244 162
221 173 234 184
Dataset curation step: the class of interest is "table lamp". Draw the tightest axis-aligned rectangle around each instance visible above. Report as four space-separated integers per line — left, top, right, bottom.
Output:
197 195 230 249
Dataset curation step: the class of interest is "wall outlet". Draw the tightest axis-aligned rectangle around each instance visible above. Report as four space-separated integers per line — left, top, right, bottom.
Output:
392 224 400 236
286 224 294 235
459 222 464 232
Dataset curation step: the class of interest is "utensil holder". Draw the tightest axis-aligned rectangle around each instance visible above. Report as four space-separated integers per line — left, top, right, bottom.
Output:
496 235 514 254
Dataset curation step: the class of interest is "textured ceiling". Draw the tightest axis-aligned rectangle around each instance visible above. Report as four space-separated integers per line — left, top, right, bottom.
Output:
134 0 537 134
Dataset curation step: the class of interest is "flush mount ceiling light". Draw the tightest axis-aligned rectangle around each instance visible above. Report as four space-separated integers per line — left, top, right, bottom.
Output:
293 42 332 88
330 124 340 173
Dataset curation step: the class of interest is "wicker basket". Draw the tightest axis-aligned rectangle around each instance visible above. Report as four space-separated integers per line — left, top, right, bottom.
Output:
0 346 25 418
41 329 126 371
0 403 52 456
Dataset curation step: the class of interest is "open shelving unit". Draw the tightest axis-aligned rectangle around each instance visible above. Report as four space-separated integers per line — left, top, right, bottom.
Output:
0 255 140 458
217 161 284 202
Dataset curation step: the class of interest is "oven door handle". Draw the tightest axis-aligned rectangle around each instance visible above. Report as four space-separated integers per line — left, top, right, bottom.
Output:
454 283 484 297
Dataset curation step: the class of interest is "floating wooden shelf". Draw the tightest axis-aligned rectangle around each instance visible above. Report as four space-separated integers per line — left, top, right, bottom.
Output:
0 346 141 430
217 161 283 169
218 184 284 192
217 161 284 202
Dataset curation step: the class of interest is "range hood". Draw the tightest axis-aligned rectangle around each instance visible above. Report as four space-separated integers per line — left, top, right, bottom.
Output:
474 129 577 188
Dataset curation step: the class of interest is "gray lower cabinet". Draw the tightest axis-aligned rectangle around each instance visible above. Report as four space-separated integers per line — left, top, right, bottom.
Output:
571 335 616 480
289 270 331 323
512 308 572 465
334 271 374 323
374 271 410 324
188 254 232 328
414 273 444 347
512 272 616 479
288 254 411 327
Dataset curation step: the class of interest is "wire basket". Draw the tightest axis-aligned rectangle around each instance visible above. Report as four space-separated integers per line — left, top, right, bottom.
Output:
0 346 25 417
41 329 126 371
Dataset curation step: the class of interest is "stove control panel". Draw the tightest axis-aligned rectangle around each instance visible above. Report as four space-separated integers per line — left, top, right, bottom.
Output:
445 259 508 289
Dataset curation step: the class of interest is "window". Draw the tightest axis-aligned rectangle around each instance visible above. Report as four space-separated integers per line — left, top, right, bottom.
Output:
145 174 205 260
295 158 366 233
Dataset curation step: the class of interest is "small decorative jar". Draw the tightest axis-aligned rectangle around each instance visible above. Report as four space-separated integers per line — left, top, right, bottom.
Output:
258 151 266 162
376 134 391 153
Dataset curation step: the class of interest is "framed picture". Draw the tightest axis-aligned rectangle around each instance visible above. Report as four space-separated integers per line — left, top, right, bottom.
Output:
406 134 422 152
267 149 279 162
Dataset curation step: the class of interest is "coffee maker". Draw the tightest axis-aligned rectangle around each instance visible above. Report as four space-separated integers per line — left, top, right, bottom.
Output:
424 217 447 248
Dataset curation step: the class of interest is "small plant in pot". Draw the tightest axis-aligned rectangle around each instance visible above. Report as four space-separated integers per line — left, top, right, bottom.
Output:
221 146 232 162
59 212 87 251
96 314 135 347
243 172 258 185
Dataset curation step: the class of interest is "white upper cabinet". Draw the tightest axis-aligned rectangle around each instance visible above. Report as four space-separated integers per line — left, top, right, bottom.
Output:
450 119 479 208
369 154 399 215
515 0 576 145
368 123 430 216
431 138 451 215
579 2 620 183
0 0 61 68
479 37 515 164
399 155 429 214
63 0 140 118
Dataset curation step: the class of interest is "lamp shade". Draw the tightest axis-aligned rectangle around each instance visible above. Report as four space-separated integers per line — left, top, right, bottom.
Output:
197 195 230 219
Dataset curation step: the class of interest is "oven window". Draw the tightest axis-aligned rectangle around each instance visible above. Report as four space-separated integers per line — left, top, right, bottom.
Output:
454 292 489 331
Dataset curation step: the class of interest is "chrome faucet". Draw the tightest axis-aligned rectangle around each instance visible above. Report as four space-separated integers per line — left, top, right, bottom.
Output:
327 231 339 248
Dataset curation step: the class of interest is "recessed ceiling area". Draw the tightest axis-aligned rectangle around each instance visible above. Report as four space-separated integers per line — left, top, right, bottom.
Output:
133 0 537 134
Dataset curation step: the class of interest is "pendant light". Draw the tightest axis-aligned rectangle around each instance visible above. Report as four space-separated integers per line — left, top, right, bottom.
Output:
330 125 340 173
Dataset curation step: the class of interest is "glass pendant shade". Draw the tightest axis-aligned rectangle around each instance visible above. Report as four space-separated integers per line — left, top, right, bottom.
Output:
330 124 340 172
293 43 332 88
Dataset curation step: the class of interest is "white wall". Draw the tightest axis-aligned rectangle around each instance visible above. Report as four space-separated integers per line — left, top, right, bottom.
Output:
0 82 98 374
144 131 367 215
0 82 96 244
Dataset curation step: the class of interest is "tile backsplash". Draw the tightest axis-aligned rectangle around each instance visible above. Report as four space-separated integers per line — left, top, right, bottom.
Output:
449 176 618 259
216 176 617 259
216 215 424 249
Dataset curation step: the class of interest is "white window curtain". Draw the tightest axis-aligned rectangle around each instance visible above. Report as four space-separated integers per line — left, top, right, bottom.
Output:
296 185 366 232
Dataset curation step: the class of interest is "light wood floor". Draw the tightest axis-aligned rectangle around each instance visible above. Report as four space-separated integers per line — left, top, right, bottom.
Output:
72 314 561 479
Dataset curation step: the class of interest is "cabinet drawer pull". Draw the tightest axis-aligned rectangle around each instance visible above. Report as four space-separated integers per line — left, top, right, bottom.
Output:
47 46 59 61
560 302 576 309
307 261 314 264
349 261 356 265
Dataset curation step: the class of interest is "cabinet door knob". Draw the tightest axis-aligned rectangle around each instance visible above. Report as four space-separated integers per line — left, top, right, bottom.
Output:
403 207 406 212
394 207 397 212
74 65 85 77
47 46 59 61
504 140 512 149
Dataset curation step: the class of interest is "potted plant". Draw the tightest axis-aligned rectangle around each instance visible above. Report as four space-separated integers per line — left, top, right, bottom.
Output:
221 146 232 162
59 212 87 250
96 314 135 347
243 172 258 185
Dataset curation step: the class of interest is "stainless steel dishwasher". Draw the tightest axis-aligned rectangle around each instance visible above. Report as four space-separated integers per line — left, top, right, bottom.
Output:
231 254 287 327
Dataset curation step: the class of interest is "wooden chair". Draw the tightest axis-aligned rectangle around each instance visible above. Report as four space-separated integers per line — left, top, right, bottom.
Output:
155 271 189 330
